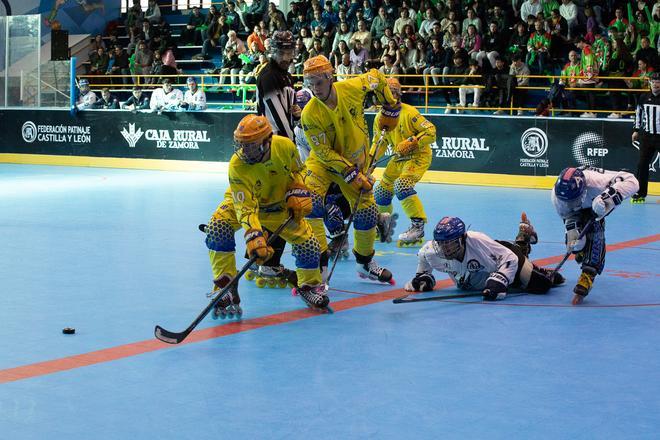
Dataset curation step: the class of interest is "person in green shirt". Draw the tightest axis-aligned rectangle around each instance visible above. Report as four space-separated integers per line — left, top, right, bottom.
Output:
526 19 551 73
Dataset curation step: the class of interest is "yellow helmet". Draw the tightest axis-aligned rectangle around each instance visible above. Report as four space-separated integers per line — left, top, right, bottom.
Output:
303 55 334 76
233 115 273 163
386 77 402 97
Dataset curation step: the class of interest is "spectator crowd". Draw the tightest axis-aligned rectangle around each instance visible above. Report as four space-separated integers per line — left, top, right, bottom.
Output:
81 0 660 116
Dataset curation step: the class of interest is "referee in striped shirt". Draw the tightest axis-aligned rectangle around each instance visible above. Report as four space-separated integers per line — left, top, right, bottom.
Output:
631 71 660 203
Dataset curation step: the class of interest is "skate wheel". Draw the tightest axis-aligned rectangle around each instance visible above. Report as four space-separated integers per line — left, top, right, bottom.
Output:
245 271 256 281
255 277 266 288
267 279 277 288
212 308 220 320
278 279 288 288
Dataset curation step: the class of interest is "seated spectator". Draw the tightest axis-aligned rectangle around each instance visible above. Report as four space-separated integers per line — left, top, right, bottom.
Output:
179 6 205 46
300 27 314 51
379 53 401 75
424 37 445 87
292 37 309 74
108 45 130 85
457 59 483 111
337 53 353 80
312 25 332 54
88 35 106 64
309 38 329 59
484 56 513 110
150 78 183 112
371 7 392 41
225 2 241 32
462 8 483 36
608 7 629 34
350 20 372 50
92 88 120 109
394 7 415 37
477 21 506 69
419 8 439 41
268 2 288 32
489 6 509 33
182 77 207 111
380 27 399 48
411 40 428 89
75 79 97 110
141 21 157 45
400 37 420 84
361 0 375 26
199 15 230 60
234 0 250 32
520 0 543 27
440 10 460 33
149 49 165 84
246 0 269 29
508 22 529 58
549 9 569 60
559 0 577 39
607 38 634 118
239 41 264 83
331 40 351 68
134 40 153 81
381 39 402 68
332 21 353 54
442 23 460 50
526 19 551 74
635 37 659 71
350 39 369 73
219 44 243 87
125 0 143 31
144 0 161 25
576 38 600 118
122 86 150 110
292 11 309 36
443 54 470 113
89 46 109 83
366 39 384 69
510 53 531 115
462 24 482 63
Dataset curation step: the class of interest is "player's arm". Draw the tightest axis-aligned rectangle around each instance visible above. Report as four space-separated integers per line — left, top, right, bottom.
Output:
345 68 397 106
404 243 436 292
481 238 518 301
369 115 392 161
409 109 436 149
589 169 640 219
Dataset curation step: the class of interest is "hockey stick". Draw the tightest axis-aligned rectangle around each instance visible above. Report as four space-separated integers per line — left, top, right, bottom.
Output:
325 128 388 286
393 292 484 303
154 216 294 344
553 218 595 273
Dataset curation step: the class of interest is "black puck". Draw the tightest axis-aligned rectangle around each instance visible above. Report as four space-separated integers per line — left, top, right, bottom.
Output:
62 327 75 335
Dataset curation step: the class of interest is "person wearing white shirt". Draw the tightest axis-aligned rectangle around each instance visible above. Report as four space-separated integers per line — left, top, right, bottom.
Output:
182 77 207 110
559 0 578 39
149 78 184 112
75 79 97 110
520 0 543 21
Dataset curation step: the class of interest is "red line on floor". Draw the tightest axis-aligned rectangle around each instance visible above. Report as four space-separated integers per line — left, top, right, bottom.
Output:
1 233 658 385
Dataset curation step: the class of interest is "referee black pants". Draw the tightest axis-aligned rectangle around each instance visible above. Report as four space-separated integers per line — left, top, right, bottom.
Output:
636 133 660 198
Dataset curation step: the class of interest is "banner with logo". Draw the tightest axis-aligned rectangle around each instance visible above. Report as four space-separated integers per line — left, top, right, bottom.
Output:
1 109 657 183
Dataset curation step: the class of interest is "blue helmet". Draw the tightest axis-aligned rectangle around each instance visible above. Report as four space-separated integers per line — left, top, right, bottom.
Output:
554 167 586 201
433 216 466 242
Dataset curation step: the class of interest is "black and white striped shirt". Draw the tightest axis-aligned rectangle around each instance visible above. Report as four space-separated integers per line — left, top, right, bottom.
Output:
634 92 660 135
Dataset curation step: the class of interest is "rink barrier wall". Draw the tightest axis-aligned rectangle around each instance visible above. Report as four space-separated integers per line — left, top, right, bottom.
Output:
1 108 657 194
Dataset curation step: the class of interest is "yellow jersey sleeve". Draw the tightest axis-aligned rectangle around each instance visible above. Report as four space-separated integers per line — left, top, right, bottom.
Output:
406 106 436 150
349 69 397 106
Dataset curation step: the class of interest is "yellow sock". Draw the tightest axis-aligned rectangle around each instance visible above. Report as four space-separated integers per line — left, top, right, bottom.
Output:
401 195 426 222
354 227 377 257
209 250 237 279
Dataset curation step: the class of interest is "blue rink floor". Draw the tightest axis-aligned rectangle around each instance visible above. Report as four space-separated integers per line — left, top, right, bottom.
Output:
1 164 659 439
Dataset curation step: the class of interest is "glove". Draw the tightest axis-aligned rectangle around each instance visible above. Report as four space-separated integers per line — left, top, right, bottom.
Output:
482 272 508 301
404 272 436 292
245 229 274 265
285 183 313 222
377 102 401 132
592 186 622 219
343 165 373 192
565 221 586 253
395 137 418 156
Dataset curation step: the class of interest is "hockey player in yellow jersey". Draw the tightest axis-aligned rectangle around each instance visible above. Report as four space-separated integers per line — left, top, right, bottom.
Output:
301 55 398 284
372 78 435 247
203 114 330 315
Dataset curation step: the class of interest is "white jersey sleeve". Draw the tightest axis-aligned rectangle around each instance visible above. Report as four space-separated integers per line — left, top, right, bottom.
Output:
416 232 519 291
294 125 311 162
552 167 639 220
163 89 184 111
149 88 164 110
76 91 97 110
184 89 207 110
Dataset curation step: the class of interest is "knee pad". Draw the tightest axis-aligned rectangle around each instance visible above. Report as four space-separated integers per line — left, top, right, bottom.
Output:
205 218 236 252
374 184 394 207
582 220 606 274
353 204 378 231
394 177 417 200
309 192 325 219
292 237 321 270
324 202 345 236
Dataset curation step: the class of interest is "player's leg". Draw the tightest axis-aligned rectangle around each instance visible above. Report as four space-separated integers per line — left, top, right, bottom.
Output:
262 212 329 308
335 175 394 284
204 198 242 318
303 159 333 278
515 212 539 257
374 158 399 243
255 234 298 288
573 218 606 304
395 153 431 246
497 240 563 294
324 185 349 260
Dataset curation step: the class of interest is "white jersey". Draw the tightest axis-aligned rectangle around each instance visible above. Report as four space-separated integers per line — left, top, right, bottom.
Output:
149 87 184 111
551 168 639 219
184 88 207 110
294 125 311 162
76 90 97 110
415 231 519 291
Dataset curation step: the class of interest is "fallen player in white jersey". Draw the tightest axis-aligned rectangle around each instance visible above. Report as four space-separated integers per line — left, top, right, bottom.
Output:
404 215 564 301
